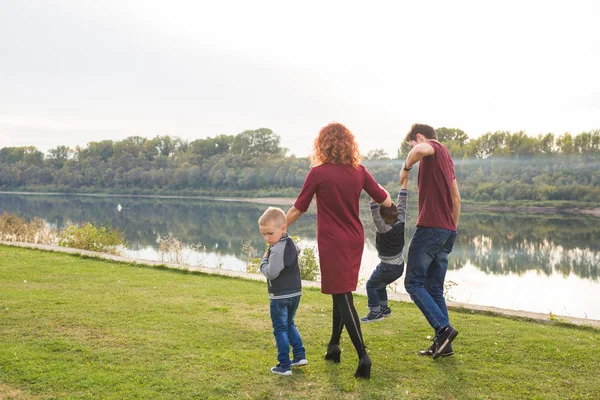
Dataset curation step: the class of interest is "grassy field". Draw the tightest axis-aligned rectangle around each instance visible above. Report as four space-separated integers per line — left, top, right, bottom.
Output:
1 245 599 400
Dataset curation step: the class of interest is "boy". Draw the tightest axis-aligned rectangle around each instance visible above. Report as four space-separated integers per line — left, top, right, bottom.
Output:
361 177 408 323
258 207 307 375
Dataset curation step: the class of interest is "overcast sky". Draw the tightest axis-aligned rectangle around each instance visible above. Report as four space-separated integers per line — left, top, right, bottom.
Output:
1 0 599 157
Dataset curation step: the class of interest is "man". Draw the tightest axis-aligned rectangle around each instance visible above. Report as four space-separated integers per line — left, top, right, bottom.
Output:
400 123 461 359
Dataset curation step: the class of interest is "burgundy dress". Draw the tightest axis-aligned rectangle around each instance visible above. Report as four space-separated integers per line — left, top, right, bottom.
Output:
294 163 387 294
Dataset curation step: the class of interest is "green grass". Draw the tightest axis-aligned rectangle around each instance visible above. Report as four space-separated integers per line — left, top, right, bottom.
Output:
1 245 599 400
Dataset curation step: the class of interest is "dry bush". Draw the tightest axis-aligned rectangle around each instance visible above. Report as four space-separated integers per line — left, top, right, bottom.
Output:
0 212 58 244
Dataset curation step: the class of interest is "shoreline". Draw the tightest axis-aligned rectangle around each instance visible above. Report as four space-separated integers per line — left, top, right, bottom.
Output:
460 204 600 216
2 240 598 329
1 190 599 215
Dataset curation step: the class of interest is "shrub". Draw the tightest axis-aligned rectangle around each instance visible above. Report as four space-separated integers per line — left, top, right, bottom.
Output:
155 234 207 266
0 212 57 244
157 233 185 264
58 222 126 255
242 240 261 274
246 257 262 274
244 236 320 282
293 236 320 282
298 245 319 281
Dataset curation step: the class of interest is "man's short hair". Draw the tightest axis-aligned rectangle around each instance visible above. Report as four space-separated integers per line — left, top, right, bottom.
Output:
379 203 398 225
405 123 437 142
258 207 287 227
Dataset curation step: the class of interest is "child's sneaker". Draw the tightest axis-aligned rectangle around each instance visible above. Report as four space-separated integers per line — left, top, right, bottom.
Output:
360 310 384 323
380 306 392 317
291 356 308 367
270 364 292 375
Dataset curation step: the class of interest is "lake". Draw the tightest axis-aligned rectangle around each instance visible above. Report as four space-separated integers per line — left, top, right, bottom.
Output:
1 193 599 321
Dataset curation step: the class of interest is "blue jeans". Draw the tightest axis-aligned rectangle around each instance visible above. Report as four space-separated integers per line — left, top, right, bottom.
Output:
366 262 404 311
404 227 457 334
270 296 305 368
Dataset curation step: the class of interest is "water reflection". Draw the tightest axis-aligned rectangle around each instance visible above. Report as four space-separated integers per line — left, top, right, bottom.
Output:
1 194 598 282
449 212 600 280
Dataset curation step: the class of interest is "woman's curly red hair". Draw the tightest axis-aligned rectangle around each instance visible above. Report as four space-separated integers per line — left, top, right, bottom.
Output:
310 122 361 168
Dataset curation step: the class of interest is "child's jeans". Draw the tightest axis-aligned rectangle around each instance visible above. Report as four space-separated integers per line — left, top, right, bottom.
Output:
366 262 404 312
270 296 305 368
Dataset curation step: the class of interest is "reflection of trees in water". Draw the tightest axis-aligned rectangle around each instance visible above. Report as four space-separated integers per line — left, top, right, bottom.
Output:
364 209 599 280
450 213 600 280
0 195 318 262
2 195 598 281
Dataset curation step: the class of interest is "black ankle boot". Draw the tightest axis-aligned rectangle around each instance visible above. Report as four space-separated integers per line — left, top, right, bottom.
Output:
325 344 341 363
354 353 371 379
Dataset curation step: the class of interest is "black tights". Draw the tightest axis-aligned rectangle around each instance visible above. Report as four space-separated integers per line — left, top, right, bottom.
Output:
328 292 367 358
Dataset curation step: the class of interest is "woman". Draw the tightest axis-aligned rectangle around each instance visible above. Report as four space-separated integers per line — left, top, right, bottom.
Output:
286 122 391 379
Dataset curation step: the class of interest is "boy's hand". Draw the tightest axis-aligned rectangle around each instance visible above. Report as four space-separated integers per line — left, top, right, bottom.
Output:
400 173 408 186
263 250 269 259
399 169 410 185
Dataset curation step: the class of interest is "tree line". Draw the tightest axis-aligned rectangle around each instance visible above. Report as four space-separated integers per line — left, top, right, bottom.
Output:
0 127 599 204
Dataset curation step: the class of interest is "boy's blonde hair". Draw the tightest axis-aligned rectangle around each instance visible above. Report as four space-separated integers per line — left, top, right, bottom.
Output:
258 207 287 227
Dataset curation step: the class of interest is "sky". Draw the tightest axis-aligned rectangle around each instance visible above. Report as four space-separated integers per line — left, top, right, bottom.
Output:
1 0 599 157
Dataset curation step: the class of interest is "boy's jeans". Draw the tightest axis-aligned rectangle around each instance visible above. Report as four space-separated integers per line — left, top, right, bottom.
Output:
270 296 305 368
404 227 457 334
366 262 404 311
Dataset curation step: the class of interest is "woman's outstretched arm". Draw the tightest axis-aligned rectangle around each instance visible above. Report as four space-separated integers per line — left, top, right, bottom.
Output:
286 206 304 227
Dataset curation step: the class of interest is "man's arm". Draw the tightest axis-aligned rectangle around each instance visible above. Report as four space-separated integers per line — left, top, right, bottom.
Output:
451 179 461 227
286 206 304 227
399 142 435 183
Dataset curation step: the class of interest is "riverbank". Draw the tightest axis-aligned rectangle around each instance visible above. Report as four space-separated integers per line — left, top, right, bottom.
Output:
2 241 599 329
2 190 600 215
461 203 600 216
1 244 598 399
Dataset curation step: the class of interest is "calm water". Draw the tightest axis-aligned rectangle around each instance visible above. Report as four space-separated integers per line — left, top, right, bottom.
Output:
1 193 599 320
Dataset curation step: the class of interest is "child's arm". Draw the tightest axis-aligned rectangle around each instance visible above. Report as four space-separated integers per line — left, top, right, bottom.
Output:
396 172 408 223
396 187 408 223
259 241 286 280
370 200 392 233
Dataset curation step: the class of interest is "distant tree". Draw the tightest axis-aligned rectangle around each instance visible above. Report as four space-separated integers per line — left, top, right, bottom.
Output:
231 128 286 157
0 146 44 165
536 133 555 154
79 140 113 162
436 127 469 147
47 145 72 168
364 149 389 160
556 133 575 154
189 135 234 158
574 130 600 155
113 136 146 159
156 136 181 157
397 141 411 159
503 131 536 157
138 138 159 161
466 131 507 159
